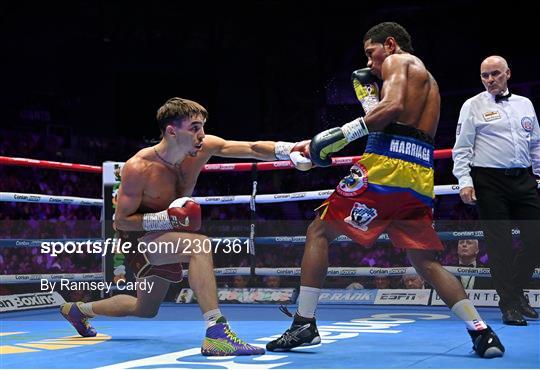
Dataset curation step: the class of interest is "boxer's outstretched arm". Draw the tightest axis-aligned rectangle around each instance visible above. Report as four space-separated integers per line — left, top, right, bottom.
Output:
204 135 312 171
363 55 408 131
114 158 148 231
205 135 281 161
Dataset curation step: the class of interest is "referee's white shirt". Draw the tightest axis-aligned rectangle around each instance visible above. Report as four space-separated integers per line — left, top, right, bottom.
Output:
452 90 540 188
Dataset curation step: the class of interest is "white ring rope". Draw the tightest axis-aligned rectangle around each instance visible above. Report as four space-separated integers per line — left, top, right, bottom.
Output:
0 273 103 284
3 181 540 206
3 266 539 284
0 192 102 206
3 182 536 207
253 266 540 279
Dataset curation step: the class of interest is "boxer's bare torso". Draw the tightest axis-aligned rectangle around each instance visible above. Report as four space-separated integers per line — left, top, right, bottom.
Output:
115 135 223 229
383 54 440 137
124 147 209 212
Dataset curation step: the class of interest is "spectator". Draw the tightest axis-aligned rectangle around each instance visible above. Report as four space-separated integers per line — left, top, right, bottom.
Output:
457 239 492 289
402 274 425 289
373 276 391 289
263 276 281 288
232 275 248 289
345 281 365 290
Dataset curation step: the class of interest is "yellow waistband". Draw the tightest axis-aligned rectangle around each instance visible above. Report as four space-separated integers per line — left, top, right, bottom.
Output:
359 153 434 198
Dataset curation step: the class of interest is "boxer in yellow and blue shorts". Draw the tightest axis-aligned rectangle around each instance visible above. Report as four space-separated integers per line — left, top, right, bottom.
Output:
317 123 443 251
267 22 504 358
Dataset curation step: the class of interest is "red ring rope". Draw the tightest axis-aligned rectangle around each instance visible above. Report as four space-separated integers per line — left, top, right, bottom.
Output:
0 149 452 174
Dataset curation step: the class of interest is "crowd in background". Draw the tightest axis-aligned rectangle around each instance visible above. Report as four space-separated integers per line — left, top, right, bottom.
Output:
0 127 532 295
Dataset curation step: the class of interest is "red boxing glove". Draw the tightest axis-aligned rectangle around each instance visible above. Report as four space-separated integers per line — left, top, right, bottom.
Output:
167 197 201 231
142 197 201 232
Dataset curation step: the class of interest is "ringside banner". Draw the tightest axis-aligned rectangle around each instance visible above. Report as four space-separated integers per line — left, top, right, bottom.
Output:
0 292 65 312
177 288 296 304
317 289 377 304
374 289 431 305
431 289 540 307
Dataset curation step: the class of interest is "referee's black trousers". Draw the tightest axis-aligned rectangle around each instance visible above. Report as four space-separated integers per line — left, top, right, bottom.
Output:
471 167 540 309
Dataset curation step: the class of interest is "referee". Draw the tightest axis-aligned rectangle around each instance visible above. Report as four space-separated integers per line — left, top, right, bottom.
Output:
453 55 540 325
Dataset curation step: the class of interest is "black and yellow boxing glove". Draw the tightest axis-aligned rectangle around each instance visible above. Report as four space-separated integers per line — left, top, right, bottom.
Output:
309 117 369 167
352 68 381 115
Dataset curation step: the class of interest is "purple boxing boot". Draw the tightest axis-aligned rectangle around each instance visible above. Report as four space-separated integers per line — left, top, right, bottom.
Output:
201 317 265 356
60 302 97 337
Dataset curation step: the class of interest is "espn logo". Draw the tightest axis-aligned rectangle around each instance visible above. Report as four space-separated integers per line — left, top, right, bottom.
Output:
379 292 417 301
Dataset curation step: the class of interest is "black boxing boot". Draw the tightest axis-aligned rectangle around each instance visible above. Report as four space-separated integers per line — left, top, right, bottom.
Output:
266 313 321 352
468 326 505 358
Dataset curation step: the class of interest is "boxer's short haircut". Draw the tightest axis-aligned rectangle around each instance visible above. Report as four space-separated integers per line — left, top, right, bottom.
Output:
156 97 208 134
363 22 414 53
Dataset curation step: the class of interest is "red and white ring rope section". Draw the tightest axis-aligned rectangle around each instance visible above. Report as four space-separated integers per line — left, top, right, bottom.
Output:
0 150 452 173
2 153 537 207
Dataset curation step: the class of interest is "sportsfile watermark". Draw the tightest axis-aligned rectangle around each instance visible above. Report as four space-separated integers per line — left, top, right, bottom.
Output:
40 237 250 257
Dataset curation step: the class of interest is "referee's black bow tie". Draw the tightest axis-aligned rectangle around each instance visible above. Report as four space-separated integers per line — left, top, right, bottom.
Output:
495 92 512 103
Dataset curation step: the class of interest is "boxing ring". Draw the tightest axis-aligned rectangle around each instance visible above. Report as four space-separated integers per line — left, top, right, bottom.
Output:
1 154 539 369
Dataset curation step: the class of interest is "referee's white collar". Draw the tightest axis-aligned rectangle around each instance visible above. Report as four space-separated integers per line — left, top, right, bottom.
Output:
488 88 510 102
